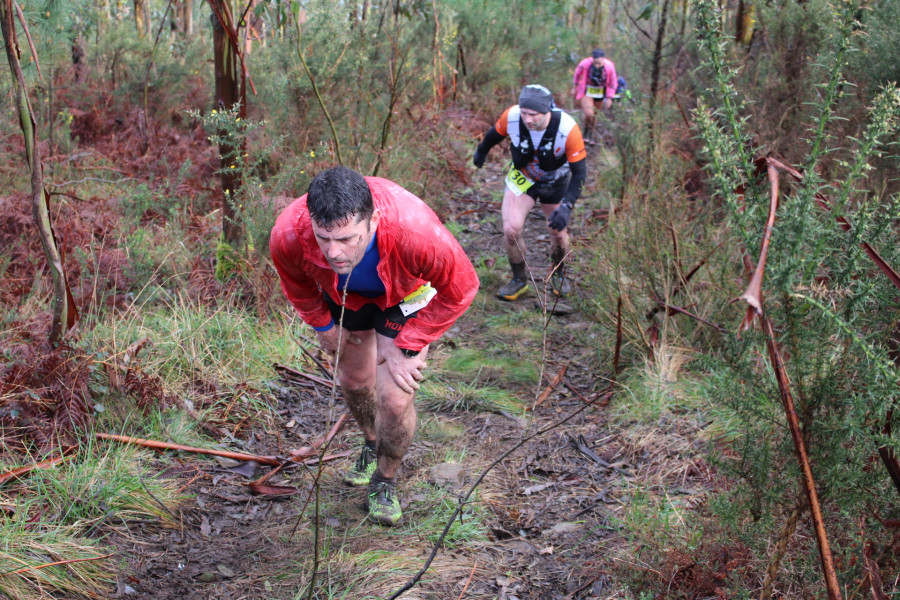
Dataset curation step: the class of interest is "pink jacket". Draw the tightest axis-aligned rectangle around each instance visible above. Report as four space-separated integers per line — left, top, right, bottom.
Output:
270 177 479 352
572 57 618 101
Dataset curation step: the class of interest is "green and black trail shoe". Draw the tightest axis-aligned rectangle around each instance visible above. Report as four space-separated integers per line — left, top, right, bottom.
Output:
497 277 529 301
343 443 377 487
367 478 402 526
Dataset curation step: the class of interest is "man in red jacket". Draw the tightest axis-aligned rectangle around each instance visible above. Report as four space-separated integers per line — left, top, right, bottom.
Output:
270 166 479 525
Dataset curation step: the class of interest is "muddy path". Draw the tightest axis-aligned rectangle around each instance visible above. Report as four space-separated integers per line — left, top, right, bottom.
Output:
103 121 712 600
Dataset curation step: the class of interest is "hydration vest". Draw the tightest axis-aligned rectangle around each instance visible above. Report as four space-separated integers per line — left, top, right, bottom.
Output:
507 107 573 175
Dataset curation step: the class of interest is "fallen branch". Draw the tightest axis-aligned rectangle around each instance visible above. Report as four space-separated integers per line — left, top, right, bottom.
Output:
0 454 70 487
274 362 333 388
0 553 113 578
253 413 351 487
96 432 350 468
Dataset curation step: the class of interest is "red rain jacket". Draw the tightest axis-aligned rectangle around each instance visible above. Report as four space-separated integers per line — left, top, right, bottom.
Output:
270 177 479 352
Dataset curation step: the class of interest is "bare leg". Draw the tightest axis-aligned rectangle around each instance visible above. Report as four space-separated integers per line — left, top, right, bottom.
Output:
501 186 537 267
333 329 377 441
373 334 429 479
580 96 596 142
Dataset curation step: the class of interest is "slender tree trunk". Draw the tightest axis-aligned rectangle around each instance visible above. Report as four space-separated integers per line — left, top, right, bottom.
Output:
211 1 243 247
1 0 76 344
735 0 755 46
134 0 149 38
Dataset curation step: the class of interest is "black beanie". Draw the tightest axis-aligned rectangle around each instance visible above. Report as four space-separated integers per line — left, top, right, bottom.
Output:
518 85 554 114
591 48 605 58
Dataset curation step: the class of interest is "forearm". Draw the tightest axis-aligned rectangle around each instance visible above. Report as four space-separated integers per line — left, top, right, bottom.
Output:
476 126 504 157
563 159 587 207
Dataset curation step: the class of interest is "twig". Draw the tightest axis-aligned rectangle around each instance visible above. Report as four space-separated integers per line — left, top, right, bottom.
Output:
97 432 283 465
294 10 342 164
0 454 70 487
253 413 350 486
139 472 181 524
290 337 335 381
613 296 623 379
455 562 478 600
0 553 113 578
564 574 603 600
13 1 40 80
651 296 726 332
759 495 804 600
386 384 617 600
274 362 333 388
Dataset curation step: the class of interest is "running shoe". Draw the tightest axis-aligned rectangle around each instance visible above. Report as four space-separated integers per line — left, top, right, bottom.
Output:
367 479 402 526
497 278 529 301
343 443 377 487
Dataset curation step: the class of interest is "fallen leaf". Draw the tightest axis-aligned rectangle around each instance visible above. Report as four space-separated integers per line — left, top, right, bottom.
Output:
227 461 259 478
200 514 211 537
217 564 235 578
539 546 554 555
521 482 556 495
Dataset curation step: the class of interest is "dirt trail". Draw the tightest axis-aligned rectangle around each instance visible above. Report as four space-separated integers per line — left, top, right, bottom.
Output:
106 123 712 600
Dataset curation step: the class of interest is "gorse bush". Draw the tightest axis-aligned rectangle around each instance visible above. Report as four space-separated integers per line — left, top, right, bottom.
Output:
693 0 900 593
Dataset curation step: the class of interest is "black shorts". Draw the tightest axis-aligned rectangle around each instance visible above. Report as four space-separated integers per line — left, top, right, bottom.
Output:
527 175 570 205
323 294 419 339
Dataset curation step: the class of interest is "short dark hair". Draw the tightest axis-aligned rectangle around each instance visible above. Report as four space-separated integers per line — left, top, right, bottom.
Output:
306 166 374 228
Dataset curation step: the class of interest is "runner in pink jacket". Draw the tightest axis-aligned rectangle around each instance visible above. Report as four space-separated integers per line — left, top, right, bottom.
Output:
570 49 617 144
270 167 478 526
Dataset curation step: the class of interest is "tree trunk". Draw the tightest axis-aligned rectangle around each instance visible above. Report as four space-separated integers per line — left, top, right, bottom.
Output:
134 0 149 38
211 1 243 248
1 0 76 345
735 0 755 46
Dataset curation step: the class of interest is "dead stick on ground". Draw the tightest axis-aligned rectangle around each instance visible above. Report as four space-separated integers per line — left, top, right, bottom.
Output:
96 432 349 468
274 362 333 388
96 433 283 465
531 363 568 411
254 413 350 486
455 562 478 600
0 454 70 487
0 553 114 578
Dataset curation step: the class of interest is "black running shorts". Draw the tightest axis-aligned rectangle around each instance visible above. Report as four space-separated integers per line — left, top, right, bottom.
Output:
323 294 419 339
527 174 571 205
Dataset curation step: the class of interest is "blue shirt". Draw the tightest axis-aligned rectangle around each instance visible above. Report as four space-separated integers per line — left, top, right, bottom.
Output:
313 232 385 332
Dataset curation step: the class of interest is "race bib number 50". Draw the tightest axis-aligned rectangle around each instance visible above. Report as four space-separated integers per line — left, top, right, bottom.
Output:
505 165 534 196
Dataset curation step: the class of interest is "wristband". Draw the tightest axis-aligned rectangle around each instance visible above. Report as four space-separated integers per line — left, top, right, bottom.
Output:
312 320 335 332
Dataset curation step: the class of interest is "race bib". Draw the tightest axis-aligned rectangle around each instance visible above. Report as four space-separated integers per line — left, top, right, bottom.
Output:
399 283 437 317
505 165 534 196
585 85 605 99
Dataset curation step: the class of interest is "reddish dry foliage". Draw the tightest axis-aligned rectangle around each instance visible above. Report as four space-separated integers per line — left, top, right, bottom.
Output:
657 543 753 599
0 343 93 454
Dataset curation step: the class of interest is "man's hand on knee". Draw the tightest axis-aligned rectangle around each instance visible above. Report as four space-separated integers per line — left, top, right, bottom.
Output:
378 344 427 394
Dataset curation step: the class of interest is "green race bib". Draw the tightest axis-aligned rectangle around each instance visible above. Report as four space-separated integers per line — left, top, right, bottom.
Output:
585 85 605 98
505 165 534 196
